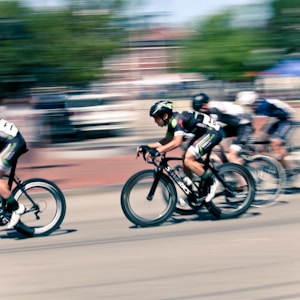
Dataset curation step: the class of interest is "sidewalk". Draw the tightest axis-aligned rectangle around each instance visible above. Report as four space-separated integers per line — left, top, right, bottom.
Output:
16 147 147 191
17 147 184 192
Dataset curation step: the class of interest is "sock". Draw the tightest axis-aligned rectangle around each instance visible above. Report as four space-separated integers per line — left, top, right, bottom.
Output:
6 194 16 204
5 195 19 212
201 172 210 180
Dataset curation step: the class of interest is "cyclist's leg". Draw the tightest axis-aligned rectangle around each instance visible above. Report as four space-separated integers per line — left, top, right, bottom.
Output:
184 130 222 177
184 130 222 198
269 120 293 167
0 134 26 214
226 124 252 165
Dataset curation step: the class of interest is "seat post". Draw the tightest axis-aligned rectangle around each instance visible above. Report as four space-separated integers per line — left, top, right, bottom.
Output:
7 146 28 190
8 158 18 190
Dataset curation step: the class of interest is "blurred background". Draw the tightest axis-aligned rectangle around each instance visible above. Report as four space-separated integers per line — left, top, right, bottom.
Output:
1 0 300 149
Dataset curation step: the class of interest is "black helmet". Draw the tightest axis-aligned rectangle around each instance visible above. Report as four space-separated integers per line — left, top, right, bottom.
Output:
149 100 173 118
192 93 210 111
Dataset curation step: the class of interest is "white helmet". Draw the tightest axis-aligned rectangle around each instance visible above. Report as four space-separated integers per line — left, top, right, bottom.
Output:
236 91 258 106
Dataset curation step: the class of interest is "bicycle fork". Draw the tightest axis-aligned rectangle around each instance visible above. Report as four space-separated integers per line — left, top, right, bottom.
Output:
146 167 164 201
146 166 193 201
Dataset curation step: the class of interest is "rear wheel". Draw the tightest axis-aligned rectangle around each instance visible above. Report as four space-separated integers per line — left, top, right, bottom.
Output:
205 163 256 219
12 178 66 237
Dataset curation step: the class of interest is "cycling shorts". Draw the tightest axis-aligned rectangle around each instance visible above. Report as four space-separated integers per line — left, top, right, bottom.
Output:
268 120 293 141
0 133 27 173
187 129 222 160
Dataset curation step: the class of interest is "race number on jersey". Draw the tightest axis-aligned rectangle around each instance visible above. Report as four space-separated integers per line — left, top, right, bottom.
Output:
0 119 18 137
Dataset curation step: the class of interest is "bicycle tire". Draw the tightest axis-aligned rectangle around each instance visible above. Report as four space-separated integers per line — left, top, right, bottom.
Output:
174 201 203 215
205 163 255 219
244 155 286 207
12 178 66 237
121 169 177 227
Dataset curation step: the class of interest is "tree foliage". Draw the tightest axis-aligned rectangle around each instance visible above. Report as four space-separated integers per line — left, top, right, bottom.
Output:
0 0 129 96
179 0 300 81
268 0 300 53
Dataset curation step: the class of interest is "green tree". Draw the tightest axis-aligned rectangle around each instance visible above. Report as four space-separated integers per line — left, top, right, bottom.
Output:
0 0 130 96
268 0 300 54
179 7 275 81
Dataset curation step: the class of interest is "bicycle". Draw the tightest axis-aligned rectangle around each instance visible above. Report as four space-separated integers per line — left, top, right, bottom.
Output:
0 147 66 237
245 121 300 187
247 140 300 191
120 147 256 227
212 143 286 208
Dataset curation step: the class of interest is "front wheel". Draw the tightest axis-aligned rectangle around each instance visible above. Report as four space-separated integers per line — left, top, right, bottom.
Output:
121 170 177 227
205 163 256 219
12 178 66 237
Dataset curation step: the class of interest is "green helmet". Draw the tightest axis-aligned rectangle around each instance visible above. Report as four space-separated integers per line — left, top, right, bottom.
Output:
149 100 173 118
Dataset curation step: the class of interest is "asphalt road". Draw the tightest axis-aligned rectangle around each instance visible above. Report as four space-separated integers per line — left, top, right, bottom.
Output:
1 99 299 300
1 186 300 300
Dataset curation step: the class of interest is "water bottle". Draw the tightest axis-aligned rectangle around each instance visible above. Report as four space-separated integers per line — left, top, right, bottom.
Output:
183 176 193 187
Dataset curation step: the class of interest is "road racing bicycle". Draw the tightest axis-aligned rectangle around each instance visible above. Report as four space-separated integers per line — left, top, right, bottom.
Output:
0 147 66 237
121 147 256 227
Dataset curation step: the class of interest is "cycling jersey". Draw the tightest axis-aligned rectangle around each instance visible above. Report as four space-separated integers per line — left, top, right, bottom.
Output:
252 98 296 141
208 101 252 126
254 98 295 120
165 111 221 138
200 101 253 145
164 111 222 158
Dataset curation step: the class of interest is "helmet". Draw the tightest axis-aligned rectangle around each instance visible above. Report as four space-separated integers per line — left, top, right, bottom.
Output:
149 100 173 118
236 91 258 106
192 93 210 111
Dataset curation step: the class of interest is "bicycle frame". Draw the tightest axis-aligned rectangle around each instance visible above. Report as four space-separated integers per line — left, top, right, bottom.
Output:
145 151 233 202
6 146 28 191
3 148 40 217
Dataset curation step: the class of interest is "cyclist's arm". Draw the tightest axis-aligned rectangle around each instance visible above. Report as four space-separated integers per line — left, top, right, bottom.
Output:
157 135 183 153
148 136 173 148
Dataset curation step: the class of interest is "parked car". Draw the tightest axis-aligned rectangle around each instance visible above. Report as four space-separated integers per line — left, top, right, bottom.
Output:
64 93 136 138
31 94 75 144
31 92 136 143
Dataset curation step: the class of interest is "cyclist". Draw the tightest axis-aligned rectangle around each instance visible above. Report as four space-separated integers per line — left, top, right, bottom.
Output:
0 118 26 228
138 100 223 202
192 93 253 164
236 91 295 167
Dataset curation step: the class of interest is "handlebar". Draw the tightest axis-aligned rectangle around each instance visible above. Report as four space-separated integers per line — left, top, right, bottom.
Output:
136 147 162 165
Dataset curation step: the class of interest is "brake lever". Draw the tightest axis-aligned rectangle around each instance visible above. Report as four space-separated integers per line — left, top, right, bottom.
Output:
136 148 147 161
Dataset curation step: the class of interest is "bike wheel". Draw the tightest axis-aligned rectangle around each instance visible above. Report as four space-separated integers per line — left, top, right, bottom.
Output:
205 163 255 219
12 178 66 237
284 150 300 188
244 155 286 207
121 170 177 227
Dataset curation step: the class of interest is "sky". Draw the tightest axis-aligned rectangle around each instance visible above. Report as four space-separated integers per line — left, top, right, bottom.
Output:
129 0 269 25
23 0 269 25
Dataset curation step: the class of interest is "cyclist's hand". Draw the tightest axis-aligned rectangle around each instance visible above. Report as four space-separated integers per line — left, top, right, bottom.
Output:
137 145 150 153
136 145 160 161
147 148 160 158
145 148 160 162
136 145 150 159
